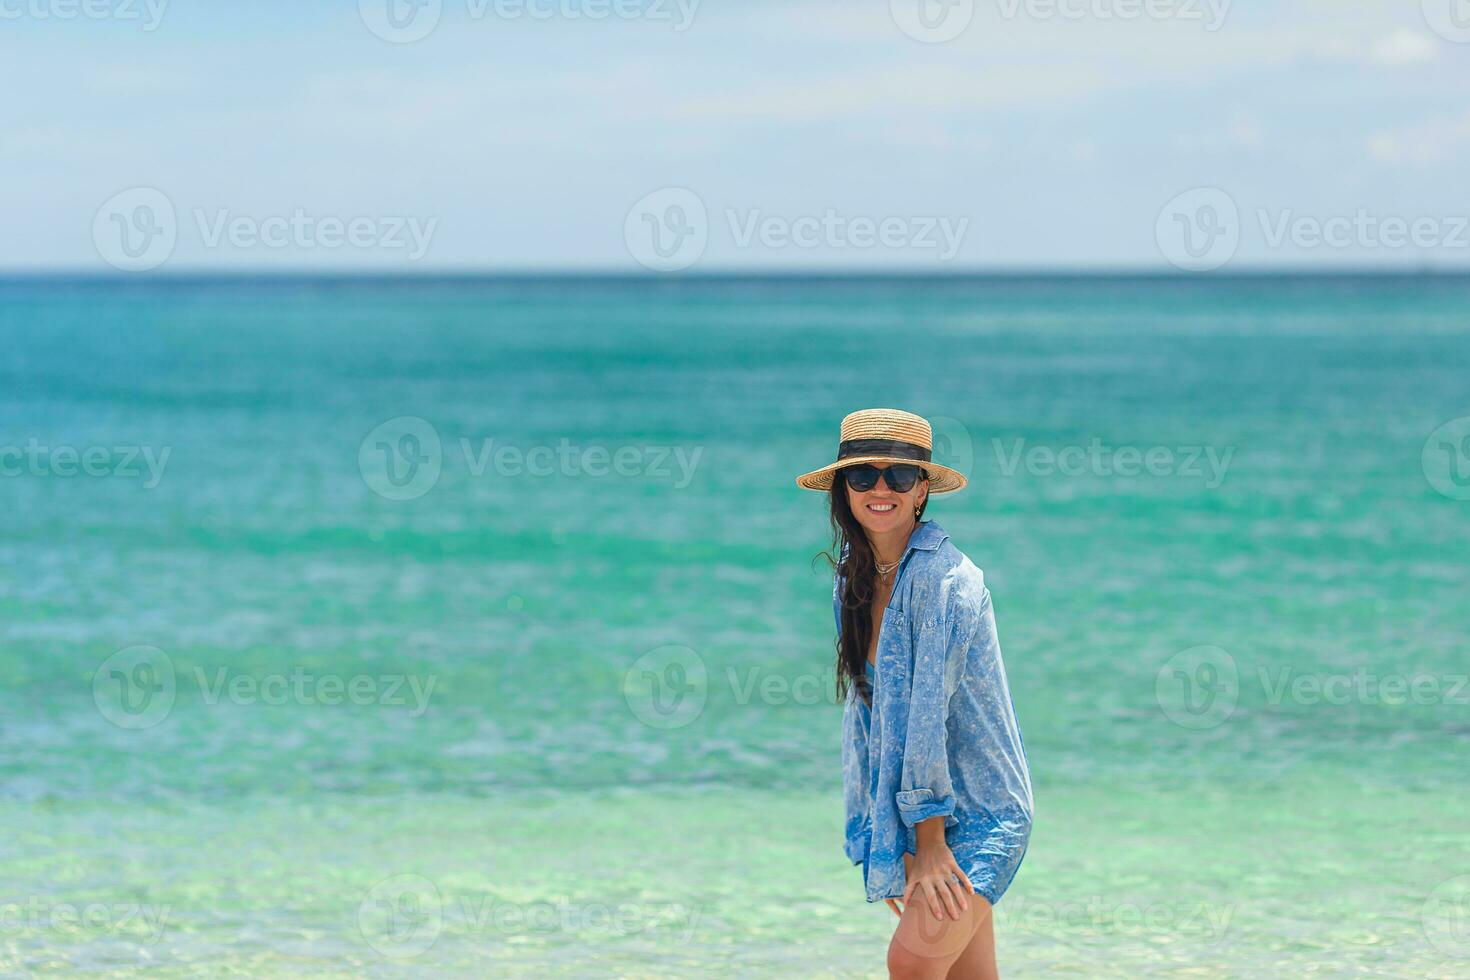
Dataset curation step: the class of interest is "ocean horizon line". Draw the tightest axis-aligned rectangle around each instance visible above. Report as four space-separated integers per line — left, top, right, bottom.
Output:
3 265 1469 286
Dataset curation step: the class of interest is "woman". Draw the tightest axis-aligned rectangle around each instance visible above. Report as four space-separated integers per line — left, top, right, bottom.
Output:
796 408 1033 980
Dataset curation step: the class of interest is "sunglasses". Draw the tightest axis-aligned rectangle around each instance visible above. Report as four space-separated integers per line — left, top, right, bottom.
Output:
841 463 926 493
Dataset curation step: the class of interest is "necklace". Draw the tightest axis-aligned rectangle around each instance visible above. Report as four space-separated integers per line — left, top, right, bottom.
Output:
875 555 902 578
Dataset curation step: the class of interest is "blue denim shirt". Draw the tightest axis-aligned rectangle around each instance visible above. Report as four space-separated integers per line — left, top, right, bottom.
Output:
838 520 1034 905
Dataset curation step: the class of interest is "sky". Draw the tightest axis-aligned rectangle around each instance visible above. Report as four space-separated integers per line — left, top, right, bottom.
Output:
2 0 1468 272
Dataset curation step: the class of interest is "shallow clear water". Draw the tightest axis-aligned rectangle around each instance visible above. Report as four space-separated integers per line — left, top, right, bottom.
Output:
2 275 1467 976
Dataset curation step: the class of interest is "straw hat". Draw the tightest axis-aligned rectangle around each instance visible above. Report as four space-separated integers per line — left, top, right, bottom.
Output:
795 408 968 494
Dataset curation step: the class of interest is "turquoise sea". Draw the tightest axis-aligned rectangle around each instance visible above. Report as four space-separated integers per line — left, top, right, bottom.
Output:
2 274 1468 977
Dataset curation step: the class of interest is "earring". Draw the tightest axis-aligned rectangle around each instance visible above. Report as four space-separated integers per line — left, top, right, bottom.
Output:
914 504 921 519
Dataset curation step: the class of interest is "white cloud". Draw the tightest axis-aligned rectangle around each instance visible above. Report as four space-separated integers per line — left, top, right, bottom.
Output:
1172 110 1265 153
667 63 1107 121
1366 28 1438 67
1368 110 1470 165
1228 111 1265 150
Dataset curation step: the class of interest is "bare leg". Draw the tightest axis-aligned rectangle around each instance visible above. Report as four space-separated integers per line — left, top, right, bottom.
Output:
886 853 992 980
944 905 998 980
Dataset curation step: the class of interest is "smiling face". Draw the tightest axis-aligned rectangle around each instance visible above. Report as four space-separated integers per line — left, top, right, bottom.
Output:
844 462 929 537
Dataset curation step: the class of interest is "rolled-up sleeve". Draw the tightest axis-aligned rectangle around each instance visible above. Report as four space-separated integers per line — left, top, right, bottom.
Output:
895 573 975 829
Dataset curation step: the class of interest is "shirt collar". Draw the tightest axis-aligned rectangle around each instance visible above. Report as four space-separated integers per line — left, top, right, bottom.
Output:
907 519 948 553
836 519 947 564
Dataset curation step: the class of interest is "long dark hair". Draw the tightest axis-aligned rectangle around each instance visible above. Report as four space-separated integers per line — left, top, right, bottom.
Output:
819 476 929 706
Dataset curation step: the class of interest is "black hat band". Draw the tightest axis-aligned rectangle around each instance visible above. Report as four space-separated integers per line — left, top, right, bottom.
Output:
837 438 931 462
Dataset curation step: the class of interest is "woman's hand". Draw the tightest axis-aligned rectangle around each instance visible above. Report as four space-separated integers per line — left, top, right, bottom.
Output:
900 842 974 921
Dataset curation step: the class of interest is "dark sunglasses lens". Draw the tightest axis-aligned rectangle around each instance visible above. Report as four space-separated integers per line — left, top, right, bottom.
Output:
884 465 921 492
843 465 880 491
